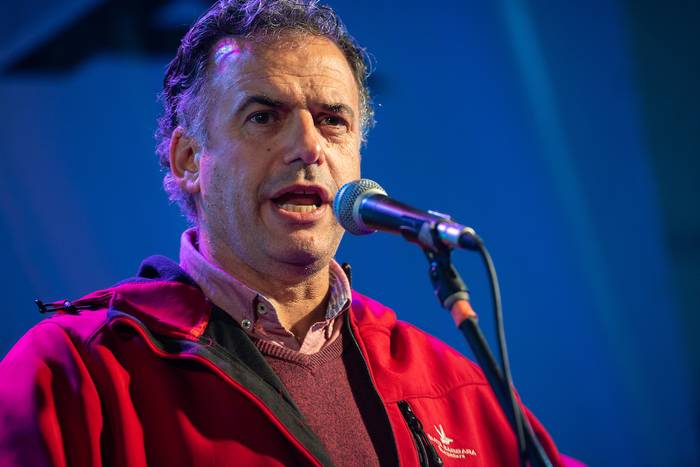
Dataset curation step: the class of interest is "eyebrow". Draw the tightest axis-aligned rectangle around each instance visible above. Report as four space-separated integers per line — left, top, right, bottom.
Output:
235 95 285 116
320 103 355 120
234 94 355 120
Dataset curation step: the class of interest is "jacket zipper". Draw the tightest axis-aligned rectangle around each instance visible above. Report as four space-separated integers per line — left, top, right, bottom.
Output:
398 400 443 467
345 313 400 466
107 313 326 467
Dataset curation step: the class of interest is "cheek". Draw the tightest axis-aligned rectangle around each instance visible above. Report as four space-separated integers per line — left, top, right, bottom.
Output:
196 162 214 200
334 148 361 183
198 157 236 209
203 156 265 215
351 157 361 178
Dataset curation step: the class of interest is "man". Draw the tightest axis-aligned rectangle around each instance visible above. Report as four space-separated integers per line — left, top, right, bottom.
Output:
0 1 567 465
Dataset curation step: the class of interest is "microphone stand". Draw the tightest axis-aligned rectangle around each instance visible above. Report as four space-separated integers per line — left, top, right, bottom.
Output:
423 243 553 467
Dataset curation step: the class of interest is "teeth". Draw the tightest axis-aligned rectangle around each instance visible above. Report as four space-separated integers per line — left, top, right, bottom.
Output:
279 204 319 213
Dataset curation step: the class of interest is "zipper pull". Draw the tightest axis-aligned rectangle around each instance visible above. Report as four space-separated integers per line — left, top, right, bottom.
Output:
398 400 443 466
35 298 98 314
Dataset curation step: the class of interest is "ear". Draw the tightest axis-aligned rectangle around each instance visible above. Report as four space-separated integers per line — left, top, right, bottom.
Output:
169 127 201 194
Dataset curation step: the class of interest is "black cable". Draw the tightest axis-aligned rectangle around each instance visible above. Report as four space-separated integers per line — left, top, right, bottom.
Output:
420 225 552 466
476 242 527 467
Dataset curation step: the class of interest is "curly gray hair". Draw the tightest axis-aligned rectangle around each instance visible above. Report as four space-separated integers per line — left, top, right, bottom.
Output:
155 0 374 223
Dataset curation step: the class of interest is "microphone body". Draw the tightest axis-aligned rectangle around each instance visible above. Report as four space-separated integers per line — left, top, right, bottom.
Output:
333 179 481 251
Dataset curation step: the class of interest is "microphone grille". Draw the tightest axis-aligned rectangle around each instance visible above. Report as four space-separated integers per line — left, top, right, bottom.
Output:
333 179 386 235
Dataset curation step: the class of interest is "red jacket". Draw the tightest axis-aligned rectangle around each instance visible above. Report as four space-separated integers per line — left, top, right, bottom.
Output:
0 257 563 466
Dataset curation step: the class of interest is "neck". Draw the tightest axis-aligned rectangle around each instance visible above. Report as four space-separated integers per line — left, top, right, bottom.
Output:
198 230 331 342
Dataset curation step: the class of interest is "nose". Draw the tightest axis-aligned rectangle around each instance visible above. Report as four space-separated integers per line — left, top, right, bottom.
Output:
282 111 326 166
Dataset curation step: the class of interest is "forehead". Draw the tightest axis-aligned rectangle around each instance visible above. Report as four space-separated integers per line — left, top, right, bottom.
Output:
207 34 359 111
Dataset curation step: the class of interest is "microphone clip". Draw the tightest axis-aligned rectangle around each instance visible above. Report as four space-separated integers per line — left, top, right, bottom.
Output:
423 239 470 311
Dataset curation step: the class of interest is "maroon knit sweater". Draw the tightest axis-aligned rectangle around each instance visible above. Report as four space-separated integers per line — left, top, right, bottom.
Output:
256 327 394 466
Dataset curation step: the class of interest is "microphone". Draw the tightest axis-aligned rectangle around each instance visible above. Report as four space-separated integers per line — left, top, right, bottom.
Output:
333 179 481 251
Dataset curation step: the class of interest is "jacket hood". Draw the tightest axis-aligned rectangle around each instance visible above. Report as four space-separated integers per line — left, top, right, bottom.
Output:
122 254 199 288
61 255 212 340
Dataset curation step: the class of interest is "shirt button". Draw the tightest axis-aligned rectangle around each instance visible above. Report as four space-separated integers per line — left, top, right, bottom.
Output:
241 319 252 330
257 303 267 315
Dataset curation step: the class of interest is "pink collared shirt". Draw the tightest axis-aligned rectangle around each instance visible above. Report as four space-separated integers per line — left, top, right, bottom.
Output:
179 228 352 354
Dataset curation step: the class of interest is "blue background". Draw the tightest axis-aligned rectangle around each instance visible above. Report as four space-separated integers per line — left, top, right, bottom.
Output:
1 1 698 465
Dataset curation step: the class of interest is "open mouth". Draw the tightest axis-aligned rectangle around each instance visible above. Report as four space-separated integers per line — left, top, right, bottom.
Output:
272 191 324 213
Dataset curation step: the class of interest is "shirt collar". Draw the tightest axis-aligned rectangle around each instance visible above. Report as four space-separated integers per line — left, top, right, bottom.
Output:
178 228 351 353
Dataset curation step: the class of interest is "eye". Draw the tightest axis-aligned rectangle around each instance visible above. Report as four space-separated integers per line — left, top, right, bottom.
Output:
248 111 278 125
318 114 348 129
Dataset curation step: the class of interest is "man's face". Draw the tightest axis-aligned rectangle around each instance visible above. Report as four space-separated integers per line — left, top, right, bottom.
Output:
195 35 361 279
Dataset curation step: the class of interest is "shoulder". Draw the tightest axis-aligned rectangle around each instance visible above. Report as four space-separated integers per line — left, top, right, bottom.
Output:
2 294 113 369
0 310 110 412
349 291 489 402
1 275 204 380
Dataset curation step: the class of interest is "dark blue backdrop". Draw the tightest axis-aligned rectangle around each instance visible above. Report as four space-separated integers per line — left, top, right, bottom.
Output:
1 1 698 465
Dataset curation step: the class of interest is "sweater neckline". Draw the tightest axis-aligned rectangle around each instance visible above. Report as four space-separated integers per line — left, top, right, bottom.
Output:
254 329 347 370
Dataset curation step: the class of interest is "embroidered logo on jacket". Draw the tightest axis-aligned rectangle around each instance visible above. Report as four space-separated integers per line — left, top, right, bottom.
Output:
427 424 478 460
435 424 454 445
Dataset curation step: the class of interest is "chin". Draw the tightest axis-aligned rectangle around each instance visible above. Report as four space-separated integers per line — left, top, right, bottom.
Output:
273 252 329 277
269 239 334 272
